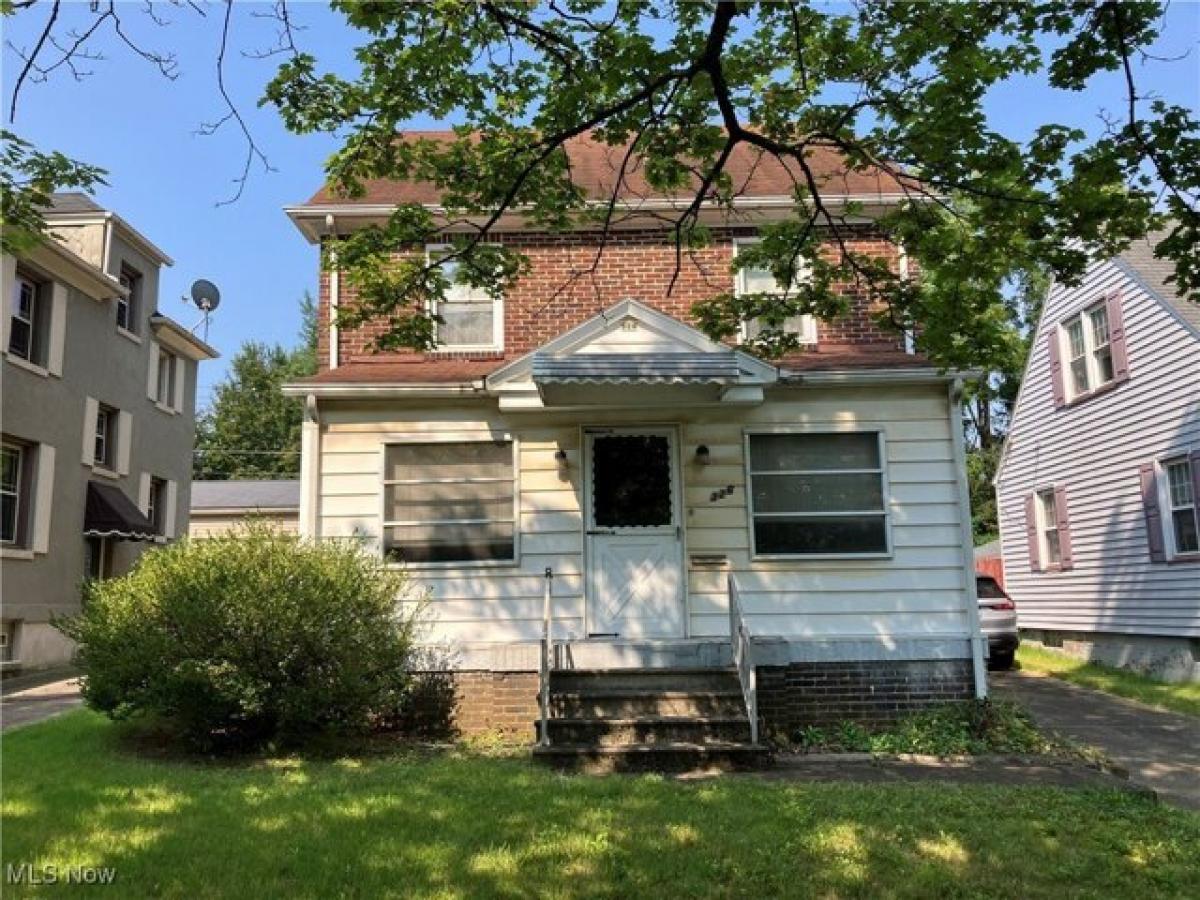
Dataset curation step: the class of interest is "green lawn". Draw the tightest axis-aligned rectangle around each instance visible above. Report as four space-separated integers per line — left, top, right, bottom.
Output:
1017 644 1200 718
3 713 1198 898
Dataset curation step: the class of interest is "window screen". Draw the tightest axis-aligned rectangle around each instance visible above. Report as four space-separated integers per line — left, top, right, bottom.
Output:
748 432 887 555
383 441 515 563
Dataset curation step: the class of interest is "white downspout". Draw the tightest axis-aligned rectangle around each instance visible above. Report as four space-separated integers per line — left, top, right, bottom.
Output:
299 393 321 538
950 378 988 698
326 213 340 370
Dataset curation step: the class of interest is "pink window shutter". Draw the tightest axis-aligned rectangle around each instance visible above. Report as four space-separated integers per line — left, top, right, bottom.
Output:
1024 494 1042 572
1139 463 1166 563
1107 292 1131 383
1053 485 1074 570
1047 331 1066 407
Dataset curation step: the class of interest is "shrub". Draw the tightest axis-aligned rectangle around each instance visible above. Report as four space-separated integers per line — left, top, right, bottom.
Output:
57 525 425 751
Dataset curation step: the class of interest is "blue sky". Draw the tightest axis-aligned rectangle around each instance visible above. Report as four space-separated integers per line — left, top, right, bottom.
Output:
4 2 1197 409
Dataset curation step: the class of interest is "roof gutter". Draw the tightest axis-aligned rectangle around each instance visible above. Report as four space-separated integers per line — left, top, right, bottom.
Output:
779 367 982 386
280 381 486 399
150 314 220 360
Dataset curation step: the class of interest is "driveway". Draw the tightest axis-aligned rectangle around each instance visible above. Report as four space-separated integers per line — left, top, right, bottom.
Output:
991 669 1200 811
1 673 83 731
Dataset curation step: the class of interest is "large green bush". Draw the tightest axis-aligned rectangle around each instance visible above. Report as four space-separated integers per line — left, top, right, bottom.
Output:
58 525 424 751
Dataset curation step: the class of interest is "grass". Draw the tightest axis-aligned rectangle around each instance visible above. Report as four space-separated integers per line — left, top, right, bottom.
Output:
3 713 1199 899
1017 644 1200 718
787 700 1077 757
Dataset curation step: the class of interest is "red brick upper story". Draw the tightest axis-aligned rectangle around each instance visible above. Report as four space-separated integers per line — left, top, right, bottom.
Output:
314 227 907 376
294 132 917 380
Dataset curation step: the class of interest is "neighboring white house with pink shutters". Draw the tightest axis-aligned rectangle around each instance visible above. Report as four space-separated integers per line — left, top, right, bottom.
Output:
996 230 1200 683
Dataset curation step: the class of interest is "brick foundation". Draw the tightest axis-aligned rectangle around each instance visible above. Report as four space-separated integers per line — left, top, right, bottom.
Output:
756 659 974 733
405 670 541 742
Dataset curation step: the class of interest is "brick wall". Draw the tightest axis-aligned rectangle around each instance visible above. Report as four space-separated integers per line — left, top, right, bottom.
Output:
317 228 905 370
405 670 540 743
756 659 974 734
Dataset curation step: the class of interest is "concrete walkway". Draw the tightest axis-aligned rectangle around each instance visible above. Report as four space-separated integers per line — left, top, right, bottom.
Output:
991 669 1200 811
1 671 83 731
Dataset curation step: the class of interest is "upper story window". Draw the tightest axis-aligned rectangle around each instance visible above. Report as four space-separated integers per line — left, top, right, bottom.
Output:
117 264 142 335
747 431 888 556
8 271 48 366
94 404 118 469
1 441 26 546
734 238 817 346
1054 296 1128 405
1163 456 1199 556
427 245 503 350
382 439 516 565
156 347 177 406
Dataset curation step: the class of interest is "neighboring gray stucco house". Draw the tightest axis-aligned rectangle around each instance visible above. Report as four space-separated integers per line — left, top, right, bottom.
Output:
996 230 1200 682
189 479 300 538
1 194 217 672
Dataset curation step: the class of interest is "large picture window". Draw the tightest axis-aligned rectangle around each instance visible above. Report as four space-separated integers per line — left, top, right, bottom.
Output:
747 431 888 556
382 440 516 564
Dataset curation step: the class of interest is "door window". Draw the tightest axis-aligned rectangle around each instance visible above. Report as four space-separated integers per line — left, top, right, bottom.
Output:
591 434 673 528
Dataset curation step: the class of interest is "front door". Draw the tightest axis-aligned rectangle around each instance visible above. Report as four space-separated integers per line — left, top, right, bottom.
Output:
584 427 684 638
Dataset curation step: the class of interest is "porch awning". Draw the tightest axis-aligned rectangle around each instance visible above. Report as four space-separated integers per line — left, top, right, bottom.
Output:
83 481 158 541
532 352 743 385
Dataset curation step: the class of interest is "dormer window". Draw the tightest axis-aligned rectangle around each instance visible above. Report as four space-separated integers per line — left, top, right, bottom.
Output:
426 245 503 351
733 238 817 345
117 264 142 335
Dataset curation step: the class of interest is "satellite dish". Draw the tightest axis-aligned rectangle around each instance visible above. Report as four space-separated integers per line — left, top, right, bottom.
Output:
191 279 221 312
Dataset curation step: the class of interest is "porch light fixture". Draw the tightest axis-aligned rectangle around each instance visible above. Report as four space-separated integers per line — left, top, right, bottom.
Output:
695 445 711 465
554 449 569 470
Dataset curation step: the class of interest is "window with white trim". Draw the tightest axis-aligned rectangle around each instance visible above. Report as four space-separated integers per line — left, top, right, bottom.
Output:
383 440 516 564
117 264 142 334
426 245 503 350
1060 302 1114 399
734 238 817 345
8 271 48 366
156 347 177 407
1 441 26 546
1037 488 1061 568
94 404 117 469
1163 457 1199 555
147 476 167 534
747 431 888 555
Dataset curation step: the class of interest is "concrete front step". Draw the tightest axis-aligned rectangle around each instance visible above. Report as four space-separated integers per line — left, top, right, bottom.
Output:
533 742 769 774
547 716 752 746
550 689 746 719
550 667 741 694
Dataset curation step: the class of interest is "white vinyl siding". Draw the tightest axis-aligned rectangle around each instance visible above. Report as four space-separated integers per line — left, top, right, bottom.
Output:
998 255 1200 638
312 384 970 646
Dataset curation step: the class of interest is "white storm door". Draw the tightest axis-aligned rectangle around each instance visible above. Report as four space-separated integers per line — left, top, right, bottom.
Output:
584 427 684 638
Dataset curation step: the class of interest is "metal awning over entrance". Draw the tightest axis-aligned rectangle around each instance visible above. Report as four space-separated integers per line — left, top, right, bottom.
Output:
532 352 743 385
84 481 158 541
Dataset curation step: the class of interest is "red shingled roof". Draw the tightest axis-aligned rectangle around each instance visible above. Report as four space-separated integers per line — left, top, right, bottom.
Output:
305 131 906 207
298 349 932 386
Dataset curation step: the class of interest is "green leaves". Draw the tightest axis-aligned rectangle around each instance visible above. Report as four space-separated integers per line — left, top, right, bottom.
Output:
1 130 107 255
253 1 1196 370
